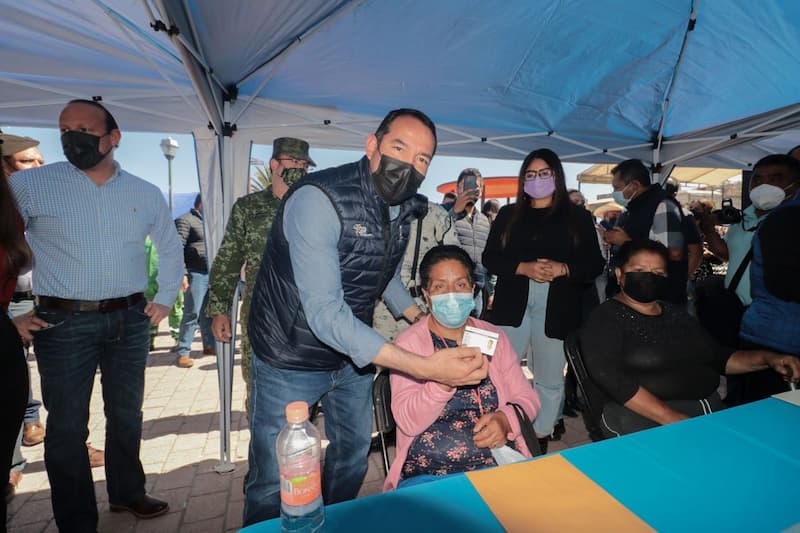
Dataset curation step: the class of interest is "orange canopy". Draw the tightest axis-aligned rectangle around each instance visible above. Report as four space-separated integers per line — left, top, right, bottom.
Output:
436 176 519 199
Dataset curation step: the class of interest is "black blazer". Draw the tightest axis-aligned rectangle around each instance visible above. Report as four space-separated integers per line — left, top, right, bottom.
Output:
483 202 604 340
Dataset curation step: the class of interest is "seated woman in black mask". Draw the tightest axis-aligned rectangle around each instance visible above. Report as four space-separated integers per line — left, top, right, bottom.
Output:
580 239 800 436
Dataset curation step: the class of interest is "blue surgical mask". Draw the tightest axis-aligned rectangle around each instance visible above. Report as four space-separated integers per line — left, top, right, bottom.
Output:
612 183 635 208
429 292 475 329
611 190 629 208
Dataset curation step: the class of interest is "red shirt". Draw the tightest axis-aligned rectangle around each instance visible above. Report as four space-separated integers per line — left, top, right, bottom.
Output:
0 215 25 311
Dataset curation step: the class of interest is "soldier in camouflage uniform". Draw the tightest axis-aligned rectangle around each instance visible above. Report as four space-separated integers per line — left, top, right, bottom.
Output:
372 201 458 342
206 138 314 415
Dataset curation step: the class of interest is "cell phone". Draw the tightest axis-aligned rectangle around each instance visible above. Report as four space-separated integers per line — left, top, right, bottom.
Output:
462 174 478 193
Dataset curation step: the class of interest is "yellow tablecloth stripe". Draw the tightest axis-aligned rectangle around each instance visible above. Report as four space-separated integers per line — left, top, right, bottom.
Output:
466 455 654 532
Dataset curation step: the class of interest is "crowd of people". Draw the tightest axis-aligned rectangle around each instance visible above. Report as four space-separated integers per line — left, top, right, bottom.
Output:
1 101 799 532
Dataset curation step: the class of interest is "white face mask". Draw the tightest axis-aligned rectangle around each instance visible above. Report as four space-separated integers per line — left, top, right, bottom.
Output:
749 184 787 211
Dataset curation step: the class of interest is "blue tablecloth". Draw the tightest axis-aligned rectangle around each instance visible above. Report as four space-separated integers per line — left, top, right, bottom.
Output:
243 397 800 532
563 398 800 532
241 472 503 532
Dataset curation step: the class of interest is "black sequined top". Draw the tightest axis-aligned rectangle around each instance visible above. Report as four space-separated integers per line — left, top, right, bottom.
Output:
580 299 733 404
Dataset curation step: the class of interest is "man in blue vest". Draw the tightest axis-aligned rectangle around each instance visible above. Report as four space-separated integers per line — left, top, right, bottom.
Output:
243 108 488 525
738 154 800 402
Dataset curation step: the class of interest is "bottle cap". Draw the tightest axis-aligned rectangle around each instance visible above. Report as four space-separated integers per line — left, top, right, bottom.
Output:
285 401 309 423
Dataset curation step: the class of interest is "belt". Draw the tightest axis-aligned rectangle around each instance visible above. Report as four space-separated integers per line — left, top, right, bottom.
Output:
12 290 34 302
36 293 144 313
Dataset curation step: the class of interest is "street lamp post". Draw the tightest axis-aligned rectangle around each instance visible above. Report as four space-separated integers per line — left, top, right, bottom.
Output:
160 137 180 214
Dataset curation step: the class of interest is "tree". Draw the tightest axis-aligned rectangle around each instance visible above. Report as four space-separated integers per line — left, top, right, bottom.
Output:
250 165 271 192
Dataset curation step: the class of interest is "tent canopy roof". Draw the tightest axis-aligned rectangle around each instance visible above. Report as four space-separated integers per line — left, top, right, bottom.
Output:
1 0 799 168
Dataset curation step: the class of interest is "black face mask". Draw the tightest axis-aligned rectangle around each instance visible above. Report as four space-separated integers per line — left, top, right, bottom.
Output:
61 131 111 170
281 167 306 187
622 271 668 303
371 154 425 206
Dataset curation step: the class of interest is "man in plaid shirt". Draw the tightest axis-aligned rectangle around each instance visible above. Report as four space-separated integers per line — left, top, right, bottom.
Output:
605 159 688 303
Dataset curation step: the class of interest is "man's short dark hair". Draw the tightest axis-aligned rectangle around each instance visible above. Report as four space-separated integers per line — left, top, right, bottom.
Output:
481 199 500 217
419 244 475 289
194 194 202 208
456 168 481 185
611 159 651 187
374 108 437 156
753 154 800 182
67 99 119 133
786 144 800 157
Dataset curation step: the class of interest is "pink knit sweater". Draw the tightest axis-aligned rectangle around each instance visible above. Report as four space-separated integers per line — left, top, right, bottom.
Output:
383 317 541 491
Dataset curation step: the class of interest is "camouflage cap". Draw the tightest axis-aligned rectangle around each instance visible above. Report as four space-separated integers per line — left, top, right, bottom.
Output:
272 137 315 167
0 133 39 156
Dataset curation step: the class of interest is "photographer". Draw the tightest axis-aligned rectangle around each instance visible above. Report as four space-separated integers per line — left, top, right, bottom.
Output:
693 192 761 356
696 196 764 311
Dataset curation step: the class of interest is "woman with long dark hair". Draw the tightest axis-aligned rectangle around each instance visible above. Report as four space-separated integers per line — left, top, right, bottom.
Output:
483 148 604 450
0 136 41 527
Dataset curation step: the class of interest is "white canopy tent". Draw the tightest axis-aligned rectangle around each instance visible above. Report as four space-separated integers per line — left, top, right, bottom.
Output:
578 164 742 188
2 0 799 470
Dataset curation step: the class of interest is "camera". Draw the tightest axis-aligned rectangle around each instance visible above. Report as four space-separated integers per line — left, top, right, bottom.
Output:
692 198 741 225
713 198 742 224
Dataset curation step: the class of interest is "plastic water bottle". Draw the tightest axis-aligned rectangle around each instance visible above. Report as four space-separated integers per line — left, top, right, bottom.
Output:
278 401 325 532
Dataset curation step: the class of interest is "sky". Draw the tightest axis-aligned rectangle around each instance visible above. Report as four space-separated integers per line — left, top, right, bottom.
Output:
3 125 610 204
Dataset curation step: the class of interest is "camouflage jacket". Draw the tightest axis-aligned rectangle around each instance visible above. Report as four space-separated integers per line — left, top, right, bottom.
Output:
373 202 458 341
206 188 280 327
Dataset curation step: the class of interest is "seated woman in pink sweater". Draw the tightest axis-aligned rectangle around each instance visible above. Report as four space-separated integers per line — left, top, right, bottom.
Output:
384 245 540 491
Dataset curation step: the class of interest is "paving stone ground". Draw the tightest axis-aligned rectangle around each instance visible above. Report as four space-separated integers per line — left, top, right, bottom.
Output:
7 322 590 532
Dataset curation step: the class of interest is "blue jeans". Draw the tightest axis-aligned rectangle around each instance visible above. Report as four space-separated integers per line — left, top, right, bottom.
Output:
177 271 214 355
243 356 374 526
500 280 565 437
34 301 150 533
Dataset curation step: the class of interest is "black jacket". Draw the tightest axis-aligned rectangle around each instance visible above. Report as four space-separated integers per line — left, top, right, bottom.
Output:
615 184 688 304
483 202 604 340
175 208 207 273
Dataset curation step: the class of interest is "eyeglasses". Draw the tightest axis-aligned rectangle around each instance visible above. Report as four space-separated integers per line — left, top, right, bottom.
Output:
524 168 554 180
276 157 312 170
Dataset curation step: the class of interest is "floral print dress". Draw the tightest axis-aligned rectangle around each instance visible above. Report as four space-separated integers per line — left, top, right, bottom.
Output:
401 332 499 481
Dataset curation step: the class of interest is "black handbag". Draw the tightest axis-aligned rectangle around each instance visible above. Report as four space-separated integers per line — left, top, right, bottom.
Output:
506 402 543 457
695 249 752 349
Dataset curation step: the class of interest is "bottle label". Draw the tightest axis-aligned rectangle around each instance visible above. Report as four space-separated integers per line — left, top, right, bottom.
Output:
280 465 321 507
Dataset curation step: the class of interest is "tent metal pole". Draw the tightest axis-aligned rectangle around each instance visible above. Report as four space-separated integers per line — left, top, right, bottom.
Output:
653 1 698 160
249 98 372 139
663 105 800 165
483 140 529 156
550 133 630 161
147 0 223 132
179 0 228 94
0 76 198 126
214 281 239 474
103 2 205 119
664 129 800 147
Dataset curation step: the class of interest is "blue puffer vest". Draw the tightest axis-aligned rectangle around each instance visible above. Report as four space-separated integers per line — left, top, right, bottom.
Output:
248 157 426 370
740 192 800 354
